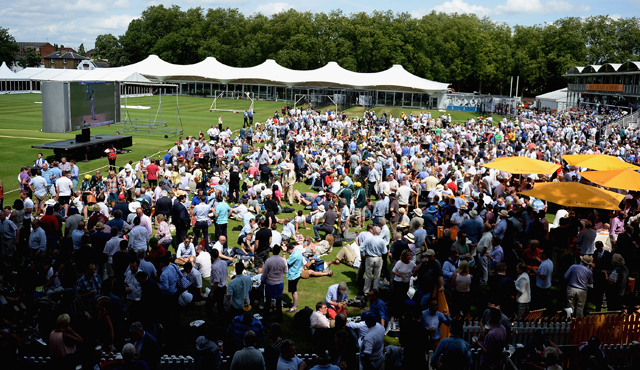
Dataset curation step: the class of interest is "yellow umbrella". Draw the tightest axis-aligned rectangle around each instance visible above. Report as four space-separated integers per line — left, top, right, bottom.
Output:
481 157 560 175
579 169 640 191
562 154 640 171
520 182 625 210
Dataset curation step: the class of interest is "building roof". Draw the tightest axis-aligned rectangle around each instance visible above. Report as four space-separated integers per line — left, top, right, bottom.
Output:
16 42 50 49
5 54 449 93
43 51 88 60
536 88 567 102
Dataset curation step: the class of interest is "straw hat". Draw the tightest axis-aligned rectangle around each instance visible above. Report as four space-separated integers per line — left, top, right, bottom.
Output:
404 233 415 243
413 208 423 217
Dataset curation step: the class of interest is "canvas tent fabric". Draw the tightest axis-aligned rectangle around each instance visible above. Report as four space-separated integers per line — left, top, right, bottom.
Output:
5 55 449 93
536 88 567 111
0 62 15 79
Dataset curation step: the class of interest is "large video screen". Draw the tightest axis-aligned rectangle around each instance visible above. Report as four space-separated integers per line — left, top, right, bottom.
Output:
70 81 117 131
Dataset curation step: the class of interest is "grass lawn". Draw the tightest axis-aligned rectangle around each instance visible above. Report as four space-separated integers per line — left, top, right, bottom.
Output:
0 93 503 354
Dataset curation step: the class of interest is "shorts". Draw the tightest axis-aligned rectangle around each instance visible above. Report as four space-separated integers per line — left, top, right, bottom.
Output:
149 179 158 187
58 196 70 205
108 192 118 203
354 208 365 219
35 194 48 205
106 263 114 277
288 277 300 293
254 250 270 269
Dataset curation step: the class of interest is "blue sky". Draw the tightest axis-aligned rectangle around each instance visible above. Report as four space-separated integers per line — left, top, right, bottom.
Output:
0 0 635 50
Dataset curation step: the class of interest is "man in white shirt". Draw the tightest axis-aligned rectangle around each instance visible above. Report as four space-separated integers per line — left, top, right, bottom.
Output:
184 261 204 299
211 235 234 263
270 223 282 249
194 245 212 279
133 207 153 239
103 228 123 278
310 301 330 335
192 195 211 248
55 170 74 216
128 217 149 254
124 259 143 301
176 235 196 265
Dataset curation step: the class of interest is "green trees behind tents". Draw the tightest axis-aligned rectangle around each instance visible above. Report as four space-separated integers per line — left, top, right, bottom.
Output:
94 6 640 97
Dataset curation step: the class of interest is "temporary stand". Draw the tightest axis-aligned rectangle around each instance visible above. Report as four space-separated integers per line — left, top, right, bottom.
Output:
120 82 183 137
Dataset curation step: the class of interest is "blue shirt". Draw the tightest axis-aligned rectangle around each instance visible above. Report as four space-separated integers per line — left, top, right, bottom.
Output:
369 298 389 324
564 264 594 290
41 168 54 186
49 167 62 183
287 249 304 280
71 165 79 181
413 228 427 249
29 227 47 252
72 229 84 250
459 217 483 243
0 219 17 239
242 212 255 228
360 236 387 257
420 309 451 340
160 264 180 295
215 201 230 224
431 334 473 369
325 283 349 310
227 274 252 309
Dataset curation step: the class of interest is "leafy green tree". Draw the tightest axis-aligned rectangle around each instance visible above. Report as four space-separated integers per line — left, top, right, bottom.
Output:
18 47 41 68
0 27 19 67
78 43 85 56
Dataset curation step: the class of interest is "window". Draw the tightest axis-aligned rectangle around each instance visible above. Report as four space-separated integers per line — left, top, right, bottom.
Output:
63 59 67 64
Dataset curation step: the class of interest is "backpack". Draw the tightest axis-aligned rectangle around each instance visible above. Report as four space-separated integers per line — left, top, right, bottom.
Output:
293 306 314 337
140 199 152 217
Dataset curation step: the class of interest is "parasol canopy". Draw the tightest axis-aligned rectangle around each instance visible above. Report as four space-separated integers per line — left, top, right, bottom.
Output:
520 182 625 210
481 157 560 175
562 154 640 171
579 168 640 191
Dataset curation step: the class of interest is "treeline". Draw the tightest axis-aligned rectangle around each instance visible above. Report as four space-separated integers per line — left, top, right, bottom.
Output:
94 6 640 96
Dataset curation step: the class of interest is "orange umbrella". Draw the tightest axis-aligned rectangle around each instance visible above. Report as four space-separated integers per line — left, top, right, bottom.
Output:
579 169 640 191
520 182 625 210
481 157 560 175
562 154 640 171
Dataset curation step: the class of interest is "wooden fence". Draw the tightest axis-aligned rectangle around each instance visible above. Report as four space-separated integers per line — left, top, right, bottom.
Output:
569 313 640 345
463 313 640 346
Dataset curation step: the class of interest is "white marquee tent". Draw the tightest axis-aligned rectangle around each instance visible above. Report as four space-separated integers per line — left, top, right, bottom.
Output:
3 55 449 94
536 88 567 111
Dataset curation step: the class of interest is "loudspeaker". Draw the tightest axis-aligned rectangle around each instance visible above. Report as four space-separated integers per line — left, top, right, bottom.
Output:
76 128 90 142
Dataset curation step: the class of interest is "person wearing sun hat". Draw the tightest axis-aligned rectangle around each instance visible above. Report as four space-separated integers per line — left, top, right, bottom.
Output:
564 254 594 317
336 180 353 210
410 207 424 233
353 181 367 229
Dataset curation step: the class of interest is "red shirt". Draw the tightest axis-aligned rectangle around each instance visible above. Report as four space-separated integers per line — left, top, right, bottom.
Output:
40 215 59 235
149 245 167 269
146 164 159 180
447 182 458 193
523 248 542 266
247 166 259 178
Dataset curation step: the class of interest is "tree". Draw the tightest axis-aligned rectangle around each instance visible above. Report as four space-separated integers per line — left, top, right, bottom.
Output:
78 43 85 56
95 34 125 65
18 48 41 68
0 27 19 67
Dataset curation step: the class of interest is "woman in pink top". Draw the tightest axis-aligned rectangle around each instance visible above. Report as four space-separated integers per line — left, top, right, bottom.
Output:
49 314 83 360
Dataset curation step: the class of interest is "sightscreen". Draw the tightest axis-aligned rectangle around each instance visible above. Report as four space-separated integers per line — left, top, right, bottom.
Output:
69 81 117 131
